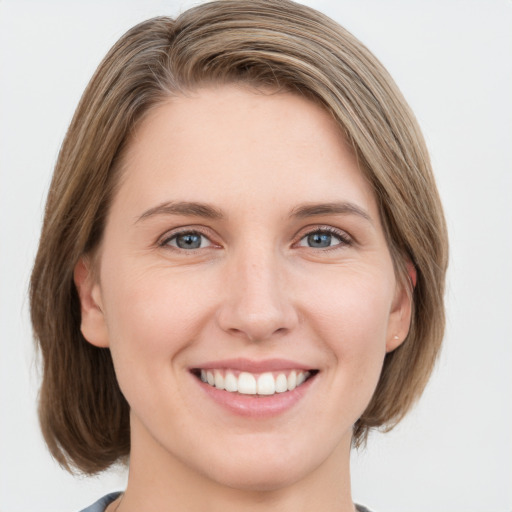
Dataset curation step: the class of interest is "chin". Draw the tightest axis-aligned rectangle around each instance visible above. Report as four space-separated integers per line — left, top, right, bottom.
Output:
191 439 325 493
207 461 307 493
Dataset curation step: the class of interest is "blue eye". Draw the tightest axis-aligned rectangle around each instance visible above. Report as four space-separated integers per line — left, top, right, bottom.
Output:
298 229 349 249
165 232 212 250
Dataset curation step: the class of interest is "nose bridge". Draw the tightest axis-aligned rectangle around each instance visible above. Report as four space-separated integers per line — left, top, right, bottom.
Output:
217 241 297 341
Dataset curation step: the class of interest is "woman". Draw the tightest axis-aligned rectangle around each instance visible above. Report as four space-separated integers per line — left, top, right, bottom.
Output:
30 1 448 511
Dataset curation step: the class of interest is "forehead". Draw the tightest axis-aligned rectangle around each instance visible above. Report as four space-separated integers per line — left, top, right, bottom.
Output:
112 84 377 219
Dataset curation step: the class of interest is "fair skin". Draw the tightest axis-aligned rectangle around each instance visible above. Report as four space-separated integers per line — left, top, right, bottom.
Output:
75 85 412 512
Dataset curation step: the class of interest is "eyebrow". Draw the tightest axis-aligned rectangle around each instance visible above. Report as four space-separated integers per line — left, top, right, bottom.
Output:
136 200 372 224
289 202 373 223
136 201 224 223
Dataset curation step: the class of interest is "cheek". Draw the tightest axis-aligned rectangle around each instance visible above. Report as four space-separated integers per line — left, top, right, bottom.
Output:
98 264 225 433
302 265 394 344
300 268 393 400
99 261 216 382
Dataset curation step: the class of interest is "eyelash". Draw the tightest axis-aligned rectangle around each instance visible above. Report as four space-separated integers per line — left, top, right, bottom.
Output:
159 228 214 250
296 226 353 251
158 226 353 251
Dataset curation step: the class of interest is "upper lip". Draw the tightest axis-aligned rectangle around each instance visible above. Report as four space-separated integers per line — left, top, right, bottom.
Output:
191 358 315 373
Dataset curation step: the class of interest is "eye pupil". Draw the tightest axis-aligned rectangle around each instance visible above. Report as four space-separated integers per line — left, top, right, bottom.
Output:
308 233 331 248
176 233 202 249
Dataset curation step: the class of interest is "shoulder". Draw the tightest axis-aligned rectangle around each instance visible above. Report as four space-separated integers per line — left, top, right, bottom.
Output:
79 495 371 512
79 492 122 512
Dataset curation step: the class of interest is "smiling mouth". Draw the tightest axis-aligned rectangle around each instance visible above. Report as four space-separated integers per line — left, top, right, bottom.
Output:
192 369 318 396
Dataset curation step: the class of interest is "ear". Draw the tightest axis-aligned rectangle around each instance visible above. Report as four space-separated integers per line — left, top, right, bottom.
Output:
386 262 417 353
74 257 110 348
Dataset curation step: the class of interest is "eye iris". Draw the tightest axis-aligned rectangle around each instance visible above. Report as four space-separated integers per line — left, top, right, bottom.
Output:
176 233 202 249
308 232 332 248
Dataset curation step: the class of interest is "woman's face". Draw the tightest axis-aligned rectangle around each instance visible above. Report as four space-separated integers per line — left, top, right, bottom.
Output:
77 85 411 491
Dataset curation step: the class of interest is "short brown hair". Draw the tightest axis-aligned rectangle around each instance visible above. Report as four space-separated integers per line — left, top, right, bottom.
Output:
30 0 448 474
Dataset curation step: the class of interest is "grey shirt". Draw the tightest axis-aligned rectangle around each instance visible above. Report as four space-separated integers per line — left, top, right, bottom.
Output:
79 492 121 512
79 492 373 512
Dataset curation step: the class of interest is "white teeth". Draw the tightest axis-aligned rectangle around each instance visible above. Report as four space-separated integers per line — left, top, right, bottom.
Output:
224 372 238 392
257 372 275 395
287 370 297 391
275 373 288 393
238 372 256 395
238 372 257 394
214 370 224 390
199 369 312 395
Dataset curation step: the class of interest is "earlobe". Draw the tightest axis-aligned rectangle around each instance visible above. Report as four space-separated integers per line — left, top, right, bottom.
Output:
73 257 110 348
386 264 416 353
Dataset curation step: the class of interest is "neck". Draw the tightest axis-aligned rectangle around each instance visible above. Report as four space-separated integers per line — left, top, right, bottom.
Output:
117 416 356 512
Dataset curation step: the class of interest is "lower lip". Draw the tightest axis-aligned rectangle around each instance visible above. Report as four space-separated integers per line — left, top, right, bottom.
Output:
194 374 316 418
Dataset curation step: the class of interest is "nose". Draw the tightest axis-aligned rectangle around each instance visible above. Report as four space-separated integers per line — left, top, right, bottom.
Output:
216 248 299 342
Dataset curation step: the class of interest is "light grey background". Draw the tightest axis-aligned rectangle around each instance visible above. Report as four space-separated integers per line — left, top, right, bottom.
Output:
1 1 511 511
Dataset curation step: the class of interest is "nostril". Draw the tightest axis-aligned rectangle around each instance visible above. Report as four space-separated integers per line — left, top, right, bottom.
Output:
215 286 299 342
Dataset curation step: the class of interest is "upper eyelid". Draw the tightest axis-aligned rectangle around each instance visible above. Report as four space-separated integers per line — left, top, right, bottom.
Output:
294 224 352 240
156 224 353 247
